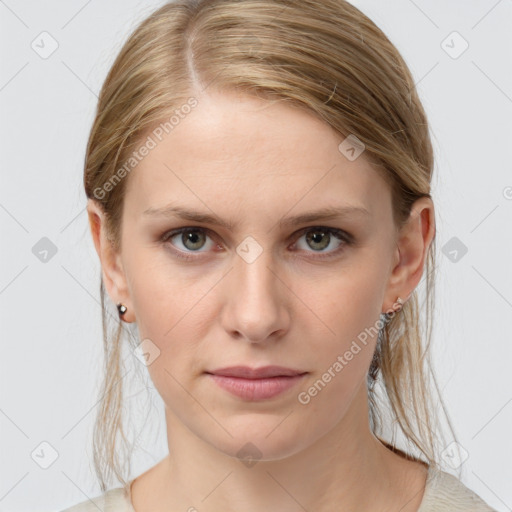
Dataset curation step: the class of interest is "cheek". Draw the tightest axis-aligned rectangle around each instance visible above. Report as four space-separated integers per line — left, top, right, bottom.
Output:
295 287 380 428
124 249 219 379
125 261 208 414
305 261 384 344
297 262 384 393
125 247 208 334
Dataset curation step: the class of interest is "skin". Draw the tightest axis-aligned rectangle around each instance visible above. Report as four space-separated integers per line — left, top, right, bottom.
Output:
88 88 435 512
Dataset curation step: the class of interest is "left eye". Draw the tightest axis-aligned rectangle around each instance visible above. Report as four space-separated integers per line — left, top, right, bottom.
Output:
293 227 347 254
161 226 351 259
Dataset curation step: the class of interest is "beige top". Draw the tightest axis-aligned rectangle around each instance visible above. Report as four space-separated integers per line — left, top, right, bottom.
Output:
58 465 498 511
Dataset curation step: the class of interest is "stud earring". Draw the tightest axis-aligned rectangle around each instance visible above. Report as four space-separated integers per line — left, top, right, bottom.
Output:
383 296 404 319
117 303 127 317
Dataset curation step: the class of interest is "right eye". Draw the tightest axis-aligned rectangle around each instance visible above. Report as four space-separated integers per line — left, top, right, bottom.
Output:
160 227 217 260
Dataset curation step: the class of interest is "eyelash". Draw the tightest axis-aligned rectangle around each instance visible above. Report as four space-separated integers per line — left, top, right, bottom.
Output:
159 226 354 262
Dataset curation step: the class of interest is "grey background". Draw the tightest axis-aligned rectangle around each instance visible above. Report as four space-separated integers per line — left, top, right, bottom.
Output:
0 0 511 510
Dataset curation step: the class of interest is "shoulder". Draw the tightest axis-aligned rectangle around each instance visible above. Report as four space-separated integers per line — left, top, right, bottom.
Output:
418 467 497 512
56 487 134 512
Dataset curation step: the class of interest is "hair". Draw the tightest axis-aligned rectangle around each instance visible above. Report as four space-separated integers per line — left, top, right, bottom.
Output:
84 0 460 493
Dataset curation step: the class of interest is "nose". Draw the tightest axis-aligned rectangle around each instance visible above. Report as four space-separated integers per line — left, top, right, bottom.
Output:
220 243 290 343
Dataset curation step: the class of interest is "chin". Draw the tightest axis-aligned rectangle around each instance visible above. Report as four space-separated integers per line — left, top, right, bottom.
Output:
201 421 314 464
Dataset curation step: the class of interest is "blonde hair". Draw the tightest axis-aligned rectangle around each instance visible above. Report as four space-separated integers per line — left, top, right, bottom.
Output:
84 0 459 492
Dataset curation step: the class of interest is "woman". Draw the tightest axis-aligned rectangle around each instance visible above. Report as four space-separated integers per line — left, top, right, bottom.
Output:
60 0 496 510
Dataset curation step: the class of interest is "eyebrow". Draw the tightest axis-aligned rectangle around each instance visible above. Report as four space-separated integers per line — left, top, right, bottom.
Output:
143 204 371 229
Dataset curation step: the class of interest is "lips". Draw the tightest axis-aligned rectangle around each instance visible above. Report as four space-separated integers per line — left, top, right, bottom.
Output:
206 365 307 379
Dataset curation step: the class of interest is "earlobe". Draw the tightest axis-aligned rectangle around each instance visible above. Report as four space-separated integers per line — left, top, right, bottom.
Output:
382 197 435 314
86 199 133 322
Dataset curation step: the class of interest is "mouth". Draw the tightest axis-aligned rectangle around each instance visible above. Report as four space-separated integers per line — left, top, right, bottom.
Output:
206 365 307 379
205 366 308 400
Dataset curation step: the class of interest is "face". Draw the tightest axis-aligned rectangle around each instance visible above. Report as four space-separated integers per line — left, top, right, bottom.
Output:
92 89 413 461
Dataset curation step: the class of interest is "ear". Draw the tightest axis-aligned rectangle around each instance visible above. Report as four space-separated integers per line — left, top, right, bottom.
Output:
87 198 135 323
382 196 435 314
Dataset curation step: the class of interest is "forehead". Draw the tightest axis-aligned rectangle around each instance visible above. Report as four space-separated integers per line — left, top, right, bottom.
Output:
124 89 389 222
